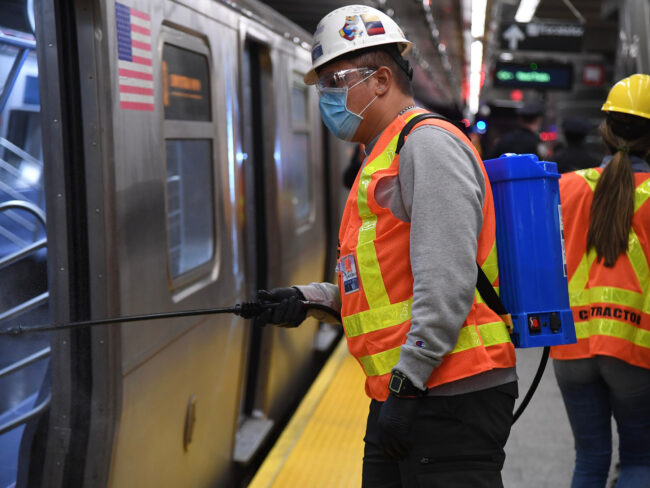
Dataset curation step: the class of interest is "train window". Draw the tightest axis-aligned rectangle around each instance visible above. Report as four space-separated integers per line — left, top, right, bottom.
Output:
165 139 214 278
287 81 312 224
161 29 218 286
162 43 211 121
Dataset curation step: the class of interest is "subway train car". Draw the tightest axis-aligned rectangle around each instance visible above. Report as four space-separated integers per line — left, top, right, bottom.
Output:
0 0 351 486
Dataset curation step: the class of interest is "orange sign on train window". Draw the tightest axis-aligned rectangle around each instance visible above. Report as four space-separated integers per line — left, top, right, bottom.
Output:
162 43 211 121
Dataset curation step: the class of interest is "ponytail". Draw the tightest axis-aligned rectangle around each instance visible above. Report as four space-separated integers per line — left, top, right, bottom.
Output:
587 120 650 266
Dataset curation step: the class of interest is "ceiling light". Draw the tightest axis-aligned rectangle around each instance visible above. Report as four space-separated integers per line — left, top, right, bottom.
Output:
515 0 540 23
470 40 483 74
471 0 487 38
469 40 483 114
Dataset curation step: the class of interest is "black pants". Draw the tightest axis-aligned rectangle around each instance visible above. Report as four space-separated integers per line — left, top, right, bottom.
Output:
362 382 518 488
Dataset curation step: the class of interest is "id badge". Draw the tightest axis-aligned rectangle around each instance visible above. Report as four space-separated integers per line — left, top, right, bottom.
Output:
337 254 359 294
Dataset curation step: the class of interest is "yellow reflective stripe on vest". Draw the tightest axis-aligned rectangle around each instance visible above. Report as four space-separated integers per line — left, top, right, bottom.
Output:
343 298 413 338
569 243 648 307
573 321 589 339
449 321 511 353
476 321 512 349
358 321 511 377
358 346 401 377
629 178 650 300
568 248 596 298
356 149 392 308
567 171 597 295
628 228 649 296
634 178 650 213
574 319 650 349
355 112 421 309
482 241 499 285
475 242 499 305
575 168 600 192
571 286 648 312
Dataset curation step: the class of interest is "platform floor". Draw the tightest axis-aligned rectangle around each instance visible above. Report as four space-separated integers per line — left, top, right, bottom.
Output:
503 347 619 488
249 341 619 487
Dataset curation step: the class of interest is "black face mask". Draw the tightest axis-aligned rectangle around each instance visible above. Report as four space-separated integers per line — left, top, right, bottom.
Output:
607 113 650 140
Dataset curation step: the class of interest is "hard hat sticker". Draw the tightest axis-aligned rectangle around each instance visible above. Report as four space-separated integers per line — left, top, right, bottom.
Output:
339 15 363 41
311 44 323 62
361 14 385 36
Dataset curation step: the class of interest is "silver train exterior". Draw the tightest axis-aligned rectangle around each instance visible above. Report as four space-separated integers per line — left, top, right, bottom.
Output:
0 0 352 486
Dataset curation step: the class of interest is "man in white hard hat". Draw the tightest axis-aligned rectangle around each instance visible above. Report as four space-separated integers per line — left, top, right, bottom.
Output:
257 5 518 486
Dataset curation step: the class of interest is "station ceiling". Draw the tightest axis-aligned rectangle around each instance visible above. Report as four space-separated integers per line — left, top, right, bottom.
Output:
1 0 620 117
261 0 619 116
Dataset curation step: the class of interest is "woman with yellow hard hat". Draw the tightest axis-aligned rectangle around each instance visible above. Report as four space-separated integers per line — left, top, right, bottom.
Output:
551 73 650 487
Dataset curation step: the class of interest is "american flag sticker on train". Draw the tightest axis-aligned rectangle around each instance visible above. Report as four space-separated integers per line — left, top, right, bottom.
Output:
115 2 154 111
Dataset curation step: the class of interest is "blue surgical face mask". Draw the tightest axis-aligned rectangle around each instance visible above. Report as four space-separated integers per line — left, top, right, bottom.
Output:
318 72 377 141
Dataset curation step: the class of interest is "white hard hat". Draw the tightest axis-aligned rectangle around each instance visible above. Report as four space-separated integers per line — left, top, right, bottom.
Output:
304 5 412 85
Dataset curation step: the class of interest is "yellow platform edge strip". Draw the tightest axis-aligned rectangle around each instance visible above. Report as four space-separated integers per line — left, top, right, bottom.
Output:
248 338 351 488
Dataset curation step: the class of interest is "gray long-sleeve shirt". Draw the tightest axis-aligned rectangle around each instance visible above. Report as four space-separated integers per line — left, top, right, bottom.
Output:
299 122 516 396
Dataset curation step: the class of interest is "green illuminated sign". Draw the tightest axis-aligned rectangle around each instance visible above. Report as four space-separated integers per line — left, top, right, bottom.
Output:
496 69 552 83
494 62 572 90
516 71 551 83
496 70 514 81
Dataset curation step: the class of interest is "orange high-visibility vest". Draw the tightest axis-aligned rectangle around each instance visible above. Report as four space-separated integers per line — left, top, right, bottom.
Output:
337 110 515 401
551 168 650 369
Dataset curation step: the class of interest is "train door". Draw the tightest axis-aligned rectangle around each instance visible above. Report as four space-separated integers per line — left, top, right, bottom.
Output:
236 35 277 463
236 27 338 466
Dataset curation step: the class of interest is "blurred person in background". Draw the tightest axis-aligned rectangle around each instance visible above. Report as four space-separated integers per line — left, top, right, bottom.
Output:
554 117 600 173
551 73 650 488
488 101 545 159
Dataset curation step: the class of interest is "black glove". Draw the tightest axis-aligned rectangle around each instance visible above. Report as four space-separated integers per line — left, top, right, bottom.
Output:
377 393 421 460
254 287 307 328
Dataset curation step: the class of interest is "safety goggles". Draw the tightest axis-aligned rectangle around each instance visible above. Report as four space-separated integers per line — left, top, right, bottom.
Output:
316 67 377 93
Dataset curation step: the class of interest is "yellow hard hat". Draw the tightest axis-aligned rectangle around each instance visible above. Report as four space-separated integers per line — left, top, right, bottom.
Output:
601 73 650 120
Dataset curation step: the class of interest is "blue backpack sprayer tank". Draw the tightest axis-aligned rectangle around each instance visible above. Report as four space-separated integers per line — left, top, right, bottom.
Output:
483 153 576 348
483 152 577 421
395 115 577 350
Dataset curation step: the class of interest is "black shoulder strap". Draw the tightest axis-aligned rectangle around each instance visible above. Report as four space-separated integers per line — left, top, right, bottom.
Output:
476 263 506 315
395 113 465 155
476 263 513 332
396 112 511 331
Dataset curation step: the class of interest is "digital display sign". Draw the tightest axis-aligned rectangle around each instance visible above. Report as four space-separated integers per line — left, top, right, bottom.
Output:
493 62 573 90
162 43 211 121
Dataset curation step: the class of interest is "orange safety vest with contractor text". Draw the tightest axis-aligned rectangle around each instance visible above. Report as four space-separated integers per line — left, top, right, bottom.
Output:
551 168 650 369
337 110 516 401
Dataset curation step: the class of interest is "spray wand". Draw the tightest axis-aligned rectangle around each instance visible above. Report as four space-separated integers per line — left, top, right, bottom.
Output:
0 300 545 424
0 301 341 336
